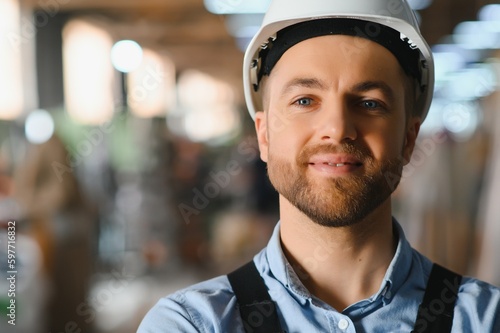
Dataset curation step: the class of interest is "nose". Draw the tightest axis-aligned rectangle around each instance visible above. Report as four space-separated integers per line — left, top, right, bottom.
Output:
316 101 357 143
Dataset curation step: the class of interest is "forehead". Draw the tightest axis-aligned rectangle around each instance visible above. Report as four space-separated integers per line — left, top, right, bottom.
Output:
268 34 405 90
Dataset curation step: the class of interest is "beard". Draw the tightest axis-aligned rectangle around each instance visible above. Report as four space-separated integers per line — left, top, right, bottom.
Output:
267 142 404 228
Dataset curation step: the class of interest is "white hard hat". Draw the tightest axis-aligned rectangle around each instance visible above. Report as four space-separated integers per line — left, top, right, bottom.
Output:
243 0 434 122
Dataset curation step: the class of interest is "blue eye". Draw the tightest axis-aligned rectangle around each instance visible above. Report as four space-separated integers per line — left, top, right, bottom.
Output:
362 100 380 109
295 98 312 106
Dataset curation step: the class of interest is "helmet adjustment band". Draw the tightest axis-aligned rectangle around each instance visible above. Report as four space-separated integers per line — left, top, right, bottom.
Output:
251 18 426 93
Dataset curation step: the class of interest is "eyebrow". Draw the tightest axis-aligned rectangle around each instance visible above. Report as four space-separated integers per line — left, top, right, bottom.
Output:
281 78 395 101
351 81 396 104
281 77 328 95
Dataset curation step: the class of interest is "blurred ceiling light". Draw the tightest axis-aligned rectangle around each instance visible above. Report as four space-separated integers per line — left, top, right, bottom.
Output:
225 14 263 51
111 40 143 73
25 109 55 144
183 105 239 143
172 70 240 143
479 4 500 21
423 99 480 141
0 0 23 120
432 50 465 83
127 49 176 118
453 21 500 49
442 102 479 141
63 19 115 125
432 43 483 64
407 0 433 11
178 70 234 109
442 64 497 101
419 98 446 135
225 14 263 38
204 0 271 14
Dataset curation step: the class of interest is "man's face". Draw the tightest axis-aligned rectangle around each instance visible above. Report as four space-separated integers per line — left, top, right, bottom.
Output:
255 35 420 227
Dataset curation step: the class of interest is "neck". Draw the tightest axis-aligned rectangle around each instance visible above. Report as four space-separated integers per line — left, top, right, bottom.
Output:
279 196 396 311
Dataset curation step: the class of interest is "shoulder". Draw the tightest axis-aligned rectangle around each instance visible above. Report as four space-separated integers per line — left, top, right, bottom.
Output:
459 276 500 299
137 275 240 333
410 249 500 330
455 276 500 329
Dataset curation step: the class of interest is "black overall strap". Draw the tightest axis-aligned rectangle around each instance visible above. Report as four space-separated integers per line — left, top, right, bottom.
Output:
412 263 462 333
227 260 285 333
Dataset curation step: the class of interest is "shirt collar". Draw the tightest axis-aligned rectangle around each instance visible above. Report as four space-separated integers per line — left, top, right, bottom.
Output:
266 221 293 288
380 219 414 299
265 221 311 305
264 218 414 307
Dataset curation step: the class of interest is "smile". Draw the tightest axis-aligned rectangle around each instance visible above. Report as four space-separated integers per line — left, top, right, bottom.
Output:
322 162 361 167
306 154 363 176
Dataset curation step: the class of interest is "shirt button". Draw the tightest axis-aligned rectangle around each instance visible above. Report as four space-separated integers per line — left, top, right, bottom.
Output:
338 318 349 330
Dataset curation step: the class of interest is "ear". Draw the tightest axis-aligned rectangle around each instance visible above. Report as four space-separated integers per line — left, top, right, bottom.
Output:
255 111 269 162
402 116 421 165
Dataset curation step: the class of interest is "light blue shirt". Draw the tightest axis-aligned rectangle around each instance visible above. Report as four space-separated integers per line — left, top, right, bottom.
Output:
138 221 500 332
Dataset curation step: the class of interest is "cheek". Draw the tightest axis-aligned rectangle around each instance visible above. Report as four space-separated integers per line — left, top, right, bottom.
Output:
267 127 307 161
359 123 405 161
266 106 293 134
268 130 301 158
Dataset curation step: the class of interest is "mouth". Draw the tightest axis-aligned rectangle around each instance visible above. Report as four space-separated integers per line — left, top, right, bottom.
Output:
311 162 363 167
307 154 363 175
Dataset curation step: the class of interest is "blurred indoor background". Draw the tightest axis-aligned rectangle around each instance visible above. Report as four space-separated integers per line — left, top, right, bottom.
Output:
0 0 499 332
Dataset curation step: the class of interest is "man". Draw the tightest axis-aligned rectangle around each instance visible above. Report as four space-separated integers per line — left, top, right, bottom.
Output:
138 0 500 332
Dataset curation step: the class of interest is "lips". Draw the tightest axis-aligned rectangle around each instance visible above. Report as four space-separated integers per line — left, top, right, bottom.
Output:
307 154 363 175
308 155 363 167
317 162 362 167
